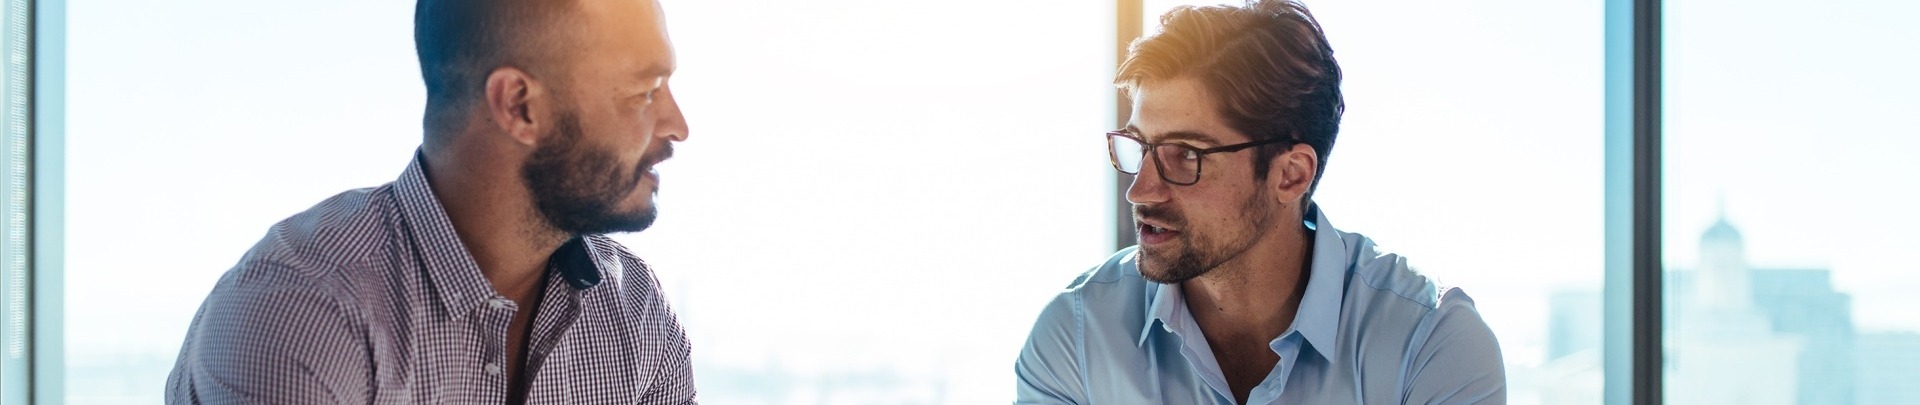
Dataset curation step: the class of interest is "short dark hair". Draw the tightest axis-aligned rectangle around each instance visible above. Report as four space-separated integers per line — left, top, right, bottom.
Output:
1117 0 1343 196
414 0 574 134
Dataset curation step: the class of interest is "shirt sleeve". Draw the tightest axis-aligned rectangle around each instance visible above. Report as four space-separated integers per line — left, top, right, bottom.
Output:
637 332 697 405
1014 291 1087 405
634 258 699 405
1401 287 1507 405
165 267 367 405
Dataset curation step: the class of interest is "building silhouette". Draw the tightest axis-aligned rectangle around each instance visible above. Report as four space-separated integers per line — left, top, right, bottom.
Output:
1541 212 1920 404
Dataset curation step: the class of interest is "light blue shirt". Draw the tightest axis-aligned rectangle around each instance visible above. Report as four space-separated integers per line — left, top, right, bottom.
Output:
1015 206 1505 404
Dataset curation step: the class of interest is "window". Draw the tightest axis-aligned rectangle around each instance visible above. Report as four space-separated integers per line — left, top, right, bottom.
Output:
4 0 1907 403
1662 0 1920 403
621 0 1110 402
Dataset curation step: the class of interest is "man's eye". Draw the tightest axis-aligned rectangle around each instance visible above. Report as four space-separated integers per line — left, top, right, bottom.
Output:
643 78 667 103
1181 149 1200 160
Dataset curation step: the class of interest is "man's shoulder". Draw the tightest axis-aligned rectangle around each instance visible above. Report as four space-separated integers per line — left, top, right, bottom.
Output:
580 235 685 329
1060 247 1146 290
1048 247 1153 307
1028 248 1153 338
1333 230 1497 358
581 235 663 294
170 186 392 404
224 184 399 296
1018 247 1153 397
1340 230 1448 310
1335 232 1505 395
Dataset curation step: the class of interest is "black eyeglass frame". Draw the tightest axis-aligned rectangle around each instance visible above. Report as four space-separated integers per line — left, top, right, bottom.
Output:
1105 130 1301 186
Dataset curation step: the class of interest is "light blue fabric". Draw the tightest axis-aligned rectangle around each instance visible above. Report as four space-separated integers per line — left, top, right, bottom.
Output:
1015 205 1505 404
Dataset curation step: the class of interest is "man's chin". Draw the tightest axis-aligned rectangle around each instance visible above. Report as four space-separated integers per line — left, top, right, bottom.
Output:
549 202 658 235
583 213 656 235
1134 249 1209 284
1134 255 1178 284
606 204 659 234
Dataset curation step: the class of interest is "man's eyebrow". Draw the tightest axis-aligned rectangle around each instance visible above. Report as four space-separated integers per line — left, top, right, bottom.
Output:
1151 130 1220 145
1123 125 1221 145
635 63 674 83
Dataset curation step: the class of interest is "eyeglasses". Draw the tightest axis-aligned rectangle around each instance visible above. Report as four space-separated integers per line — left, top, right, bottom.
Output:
1106 130 1299 186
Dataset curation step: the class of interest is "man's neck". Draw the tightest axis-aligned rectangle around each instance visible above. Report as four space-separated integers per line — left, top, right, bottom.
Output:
1182 222 1315 346
1180 219 1315 403
421 143 570 301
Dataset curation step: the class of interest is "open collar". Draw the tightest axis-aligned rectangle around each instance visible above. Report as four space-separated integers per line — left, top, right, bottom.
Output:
1135 203 1347 360
393 151 606 319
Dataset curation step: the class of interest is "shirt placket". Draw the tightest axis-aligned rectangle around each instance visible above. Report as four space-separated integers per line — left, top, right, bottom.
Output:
523 272 584 402
472 293 519 403
1248 333 1306 405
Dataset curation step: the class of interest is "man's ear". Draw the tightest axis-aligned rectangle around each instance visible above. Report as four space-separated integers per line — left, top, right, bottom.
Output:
483 66 549 146
1268 143 1319 206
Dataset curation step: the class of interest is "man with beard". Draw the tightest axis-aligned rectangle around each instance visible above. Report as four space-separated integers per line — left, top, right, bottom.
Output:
1014 1 1503 404
166 0 693 403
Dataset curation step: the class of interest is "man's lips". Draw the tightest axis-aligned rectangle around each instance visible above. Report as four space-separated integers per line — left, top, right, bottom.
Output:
637 144 673 178
1136 217 1178 233
638 152 669 187
640 166 661 192
1136 219 1180 245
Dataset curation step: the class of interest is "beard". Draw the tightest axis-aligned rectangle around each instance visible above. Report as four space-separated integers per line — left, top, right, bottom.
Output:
520 110 667 235
1133 189 1275 284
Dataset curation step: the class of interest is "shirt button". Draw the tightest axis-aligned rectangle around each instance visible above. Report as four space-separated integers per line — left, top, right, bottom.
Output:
488 297 511 309
484 362 503 376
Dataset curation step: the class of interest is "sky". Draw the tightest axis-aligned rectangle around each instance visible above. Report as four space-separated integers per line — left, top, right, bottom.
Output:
39 0 1919 403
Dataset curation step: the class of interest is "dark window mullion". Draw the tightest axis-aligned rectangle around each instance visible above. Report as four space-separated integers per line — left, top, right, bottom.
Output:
1631 0 1663 403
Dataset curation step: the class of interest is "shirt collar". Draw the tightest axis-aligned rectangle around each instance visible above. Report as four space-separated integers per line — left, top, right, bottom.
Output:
1134 203 1349 359
393 151 606 318
1139 265 1184 347
550 236 607 290
1293 203 1347 359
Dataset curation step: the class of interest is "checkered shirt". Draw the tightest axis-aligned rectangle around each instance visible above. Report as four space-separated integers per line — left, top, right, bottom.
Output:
165 154 696 404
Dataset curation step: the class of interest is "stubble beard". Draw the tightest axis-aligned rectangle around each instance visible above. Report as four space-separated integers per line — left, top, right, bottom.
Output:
521 110 662 236
1135 189 1275 284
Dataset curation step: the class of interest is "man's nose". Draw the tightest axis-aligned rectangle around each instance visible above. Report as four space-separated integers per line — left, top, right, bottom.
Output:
1125 158 1169 205
656 85 688 143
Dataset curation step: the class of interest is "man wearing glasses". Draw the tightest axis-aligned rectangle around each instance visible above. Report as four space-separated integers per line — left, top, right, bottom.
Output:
1014 1 1504 404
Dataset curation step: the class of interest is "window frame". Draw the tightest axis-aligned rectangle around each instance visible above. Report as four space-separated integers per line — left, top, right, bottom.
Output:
3 0 65 403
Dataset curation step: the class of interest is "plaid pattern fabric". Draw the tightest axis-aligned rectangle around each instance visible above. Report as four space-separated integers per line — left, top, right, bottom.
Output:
166 154 695 404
